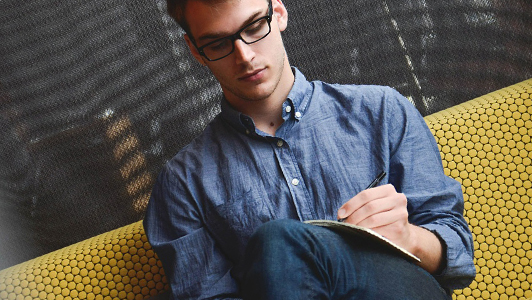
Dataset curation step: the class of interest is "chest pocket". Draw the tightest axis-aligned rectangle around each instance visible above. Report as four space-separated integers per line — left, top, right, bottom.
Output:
205 188 274 263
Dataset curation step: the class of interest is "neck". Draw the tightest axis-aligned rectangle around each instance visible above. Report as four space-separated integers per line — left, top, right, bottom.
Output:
227 62 294 136
241 97 286 135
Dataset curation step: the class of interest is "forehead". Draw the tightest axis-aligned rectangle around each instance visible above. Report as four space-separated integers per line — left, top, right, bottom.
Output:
185 0 269 40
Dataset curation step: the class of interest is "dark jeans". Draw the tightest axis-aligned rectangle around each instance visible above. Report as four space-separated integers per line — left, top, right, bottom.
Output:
234 219 449 300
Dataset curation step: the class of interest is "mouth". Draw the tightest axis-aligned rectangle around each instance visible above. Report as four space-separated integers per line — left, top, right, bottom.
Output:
238 68 266 82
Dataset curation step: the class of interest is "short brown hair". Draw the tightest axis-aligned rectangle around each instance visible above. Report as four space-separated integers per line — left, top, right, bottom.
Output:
166 0 191 35
166 0 228 38
166 0 268 39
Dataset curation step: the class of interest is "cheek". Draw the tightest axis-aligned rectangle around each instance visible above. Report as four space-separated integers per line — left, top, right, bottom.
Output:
207 62 234 81
266 30 286 57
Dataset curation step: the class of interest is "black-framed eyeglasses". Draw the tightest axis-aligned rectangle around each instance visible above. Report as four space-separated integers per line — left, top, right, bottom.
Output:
192 0 273 61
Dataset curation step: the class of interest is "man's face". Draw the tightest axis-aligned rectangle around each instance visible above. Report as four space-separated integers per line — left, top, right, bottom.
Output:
184 0 290 104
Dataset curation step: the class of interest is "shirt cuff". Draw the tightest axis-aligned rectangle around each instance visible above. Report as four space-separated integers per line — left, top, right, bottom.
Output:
420 223 476 290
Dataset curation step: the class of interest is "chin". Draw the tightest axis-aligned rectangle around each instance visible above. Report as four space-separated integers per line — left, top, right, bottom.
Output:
243 86 276 102
225 81 274 102
238 92 271 103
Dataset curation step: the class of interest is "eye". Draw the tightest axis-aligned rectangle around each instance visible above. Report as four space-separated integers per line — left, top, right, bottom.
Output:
206 38 231 52
243 18 267 36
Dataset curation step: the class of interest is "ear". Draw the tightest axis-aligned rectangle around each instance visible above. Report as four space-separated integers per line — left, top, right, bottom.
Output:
184 33 207 66
272 0 288 32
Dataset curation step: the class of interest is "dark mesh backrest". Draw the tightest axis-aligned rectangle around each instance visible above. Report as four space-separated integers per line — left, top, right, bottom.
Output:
284 0 532 115
1 0 531 269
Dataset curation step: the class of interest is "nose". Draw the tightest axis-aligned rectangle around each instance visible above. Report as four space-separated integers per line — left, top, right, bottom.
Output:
233 39 255 64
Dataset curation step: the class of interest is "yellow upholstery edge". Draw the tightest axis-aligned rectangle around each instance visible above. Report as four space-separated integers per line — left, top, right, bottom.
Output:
424 78 532 125
0 220 169 300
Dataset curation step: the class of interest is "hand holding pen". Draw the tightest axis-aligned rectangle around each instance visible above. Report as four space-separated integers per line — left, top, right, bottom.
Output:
336 170 416 252
336 171 446 272
338 171 386 222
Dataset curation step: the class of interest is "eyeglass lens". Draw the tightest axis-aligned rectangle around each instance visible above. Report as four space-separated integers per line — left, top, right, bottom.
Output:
202 17 271 61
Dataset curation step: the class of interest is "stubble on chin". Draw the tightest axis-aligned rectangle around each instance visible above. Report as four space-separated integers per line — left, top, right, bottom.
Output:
232 54 286 103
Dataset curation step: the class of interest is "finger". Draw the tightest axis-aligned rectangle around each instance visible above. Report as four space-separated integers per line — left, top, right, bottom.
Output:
356 205 408 230
338 184 396 219
347 194 398 225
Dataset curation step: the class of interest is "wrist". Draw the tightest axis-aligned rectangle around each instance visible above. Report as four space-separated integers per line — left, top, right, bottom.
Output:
409 224 444 274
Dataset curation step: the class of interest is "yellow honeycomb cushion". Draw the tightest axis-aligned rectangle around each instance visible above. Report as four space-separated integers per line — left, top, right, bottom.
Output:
0 221 168 300
425 78 532 300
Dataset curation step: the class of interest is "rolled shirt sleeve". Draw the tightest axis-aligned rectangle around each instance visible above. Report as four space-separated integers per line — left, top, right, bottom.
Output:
383 87 476 290
144 165 242 300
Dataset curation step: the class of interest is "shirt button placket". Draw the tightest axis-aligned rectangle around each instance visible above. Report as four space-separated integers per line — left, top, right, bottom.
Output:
272 137 313 220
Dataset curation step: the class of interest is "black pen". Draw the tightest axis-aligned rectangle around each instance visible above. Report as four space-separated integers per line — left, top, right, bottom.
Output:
338 171 387 222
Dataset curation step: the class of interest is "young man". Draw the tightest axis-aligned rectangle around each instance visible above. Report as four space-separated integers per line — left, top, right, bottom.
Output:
144 0 476 299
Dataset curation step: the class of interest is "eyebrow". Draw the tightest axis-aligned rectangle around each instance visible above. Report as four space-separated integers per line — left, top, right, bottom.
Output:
197 9 266 43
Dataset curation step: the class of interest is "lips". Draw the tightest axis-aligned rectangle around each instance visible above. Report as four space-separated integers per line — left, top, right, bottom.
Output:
238 68 265 82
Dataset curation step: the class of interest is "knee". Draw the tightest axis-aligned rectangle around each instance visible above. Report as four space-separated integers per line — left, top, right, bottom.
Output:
236 220 312 298
249 219 305 246
248 219 308 251
255 218 301 234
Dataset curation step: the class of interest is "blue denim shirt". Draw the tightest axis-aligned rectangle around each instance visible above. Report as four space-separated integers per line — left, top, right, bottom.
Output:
144 68 476 299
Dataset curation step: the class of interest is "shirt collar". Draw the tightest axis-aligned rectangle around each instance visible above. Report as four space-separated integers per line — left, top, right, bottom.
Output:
285 67 312 121
220 67 313 135
220 97 254 135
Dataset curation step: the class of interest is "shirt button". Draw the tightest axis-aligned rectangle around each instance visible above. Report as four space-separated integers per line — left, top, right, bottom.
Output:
295 112 302 118
277 140 284 147
245 129 250 135
291 178 300 186
285 106 292 113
